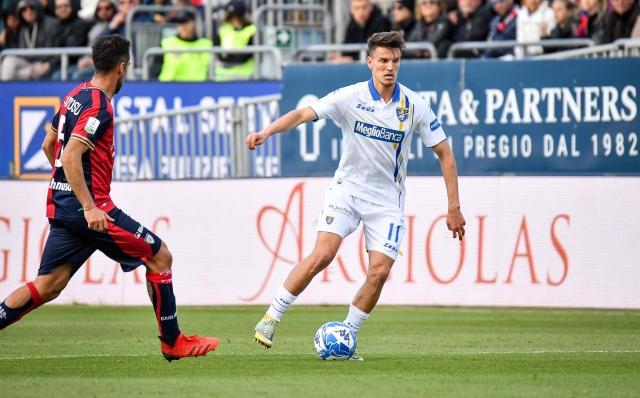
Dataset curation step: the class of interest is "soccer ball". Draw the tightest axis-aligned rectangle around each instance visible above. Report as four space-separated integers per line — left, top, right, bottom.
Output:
314 321 357 360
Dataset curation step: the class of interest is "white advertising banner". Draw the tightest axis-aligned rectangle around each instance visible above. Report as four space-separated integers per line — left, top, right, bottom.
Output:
0 177 638 308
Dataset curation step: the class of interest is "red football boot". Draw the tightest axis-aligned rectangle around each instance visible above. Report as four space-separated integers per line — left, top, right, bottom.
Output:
161 333 220 362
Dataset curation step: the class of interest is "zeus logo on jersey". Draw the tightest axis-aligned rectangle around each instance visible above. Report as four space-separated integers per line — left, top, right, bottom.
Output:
353 121 404 143
384 243 398 253
356 103 375 113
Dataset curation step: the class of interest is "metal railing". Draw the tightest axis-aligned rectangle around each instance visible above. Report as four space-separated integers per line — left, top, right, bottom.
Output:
617 38 640 56
253 4 332 47
295 42 440 62
238 94 282 178
533 38 640 59
447 39 596 59
141 45 283 81
125 5 207 79
112 94 281 180
0 47 92 81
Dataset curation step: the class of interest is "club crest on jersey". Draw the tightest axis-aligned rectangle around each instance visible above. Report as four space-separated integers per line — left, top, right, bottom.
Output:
326 216 334 225
396 108 409 122
144 233 155 245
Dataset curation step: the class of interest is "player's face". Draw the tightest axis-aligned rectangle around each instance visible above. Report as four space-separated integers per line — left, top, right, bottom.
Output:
368 47 401 88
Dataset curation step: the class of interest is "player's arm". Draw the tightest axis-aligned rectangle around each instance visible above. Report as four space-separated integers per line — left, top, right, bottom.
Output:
246 107 318 150
432 140 466 241
42 126 58 167
60 139 114 232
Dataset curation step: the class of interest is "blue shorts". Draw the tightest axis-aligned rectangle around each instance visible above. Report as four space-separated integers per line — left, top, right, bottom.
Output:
39 208 162 276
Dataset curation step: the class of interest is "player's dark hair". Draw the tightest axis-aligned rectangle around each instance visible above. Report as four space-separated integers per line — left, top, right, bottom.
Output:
92 34 130 74
367 31 406 57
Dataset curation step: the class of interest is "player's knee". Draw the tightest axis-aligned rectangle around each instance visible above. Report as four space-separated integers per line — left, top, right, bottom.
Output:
309 250 335 273
151 244 173 272
367 266 391 287
37 278 68 303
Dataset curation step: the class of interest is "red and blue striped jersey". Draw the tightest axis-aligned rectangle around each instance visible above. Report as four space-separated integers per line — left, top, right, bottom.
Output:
47 82 116 220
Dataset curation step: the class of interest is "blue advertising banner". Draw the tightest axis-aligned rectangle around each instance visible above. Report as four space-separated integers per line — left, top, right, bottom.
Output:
279 59 639 176
0 81 280 179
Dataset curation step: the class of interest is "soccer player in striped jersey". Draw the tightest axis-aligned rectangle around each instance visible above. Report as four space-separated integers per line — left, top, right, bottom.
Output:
247 32 466 360
0 35 219 361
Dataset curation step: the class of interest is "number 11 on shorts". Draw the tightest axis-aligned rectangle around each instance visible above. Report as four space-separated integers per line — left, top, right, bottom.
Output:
387 223 400 243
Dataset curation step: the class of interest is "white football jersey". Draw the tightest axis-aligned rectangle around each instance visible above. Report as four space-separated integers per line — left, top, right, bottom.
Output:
309 79 446 210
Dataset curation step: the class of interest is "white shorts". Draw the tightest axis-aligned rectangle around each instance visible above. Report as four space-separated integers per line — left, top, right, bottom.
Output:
317 187 406 260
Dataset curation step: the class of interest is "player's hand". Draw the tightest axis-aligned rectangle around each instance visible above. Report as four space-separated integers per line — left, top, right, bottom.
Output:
84 207 115 232
446 207 466 241
246 131 267 150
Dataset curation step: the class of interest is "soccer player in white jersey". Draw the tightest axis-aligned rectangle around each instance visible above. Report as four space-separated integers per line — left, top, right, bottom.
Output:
246 31 466 360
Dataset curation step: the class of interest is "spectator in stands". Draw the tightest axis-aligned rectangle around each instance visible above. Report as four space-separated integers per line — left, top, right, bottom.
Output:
333 0 391 62
441 0 458 13
413 0 454 58
151 0 170 23
50 0 90 79
38 0 56 17
392 0 419 40
604 0 640 42
449 0 493 57
213 0 255 81
575 0 607 44
0 0 20 50
78 0 100 20
158 9 211 81
100 0 148 37
1 0 59 80
544 0 576 39
515 0 555 57
69 0 116 80
484 0 519 58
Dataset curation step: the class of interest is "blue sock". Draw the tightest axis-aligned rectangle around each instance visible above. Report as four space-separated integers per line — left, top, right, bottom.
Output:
0 282 43 331
146 271 181 346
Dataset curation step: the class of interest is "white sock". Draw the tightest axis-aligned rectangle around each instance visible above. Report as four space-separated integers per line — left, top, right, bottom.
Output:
266 285 297 322
343 304 369 333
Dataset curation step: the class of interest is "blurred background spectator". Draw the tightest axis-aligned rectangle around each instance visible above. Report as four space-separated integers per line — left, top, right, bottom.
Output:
50 0 90 79
515 0 555 57
449 0 493 57
544 0 576 41
158 9 211 81
333 0 391 62
413 0 453 58
485 0 519 58
0 0 20 50
38 0 56 17
151 0 170 23
100 0 148 37
1 0 59 80
575 0 607 44
70 0 116 80
605 0 640 42
392 0 419 45
213 0 255 81
78 0 99 20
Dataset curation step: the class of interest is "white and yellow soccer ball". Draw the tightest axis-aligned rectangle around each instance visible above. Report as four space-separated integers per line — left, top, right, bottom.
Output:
314 321 357 360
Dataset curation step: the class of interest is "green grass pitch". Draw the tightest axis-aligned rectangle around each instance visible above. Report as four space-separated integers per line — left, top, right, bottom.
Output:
1 306 639 397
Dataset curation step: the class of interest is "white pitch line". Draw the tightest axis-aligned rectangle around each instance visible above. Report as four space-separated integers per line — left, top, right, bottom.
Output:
1 350 639 361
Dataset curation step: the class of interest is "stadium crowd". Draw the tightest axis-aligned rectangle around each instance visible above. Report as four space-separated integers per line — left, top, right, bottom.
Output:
0 0 639 80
